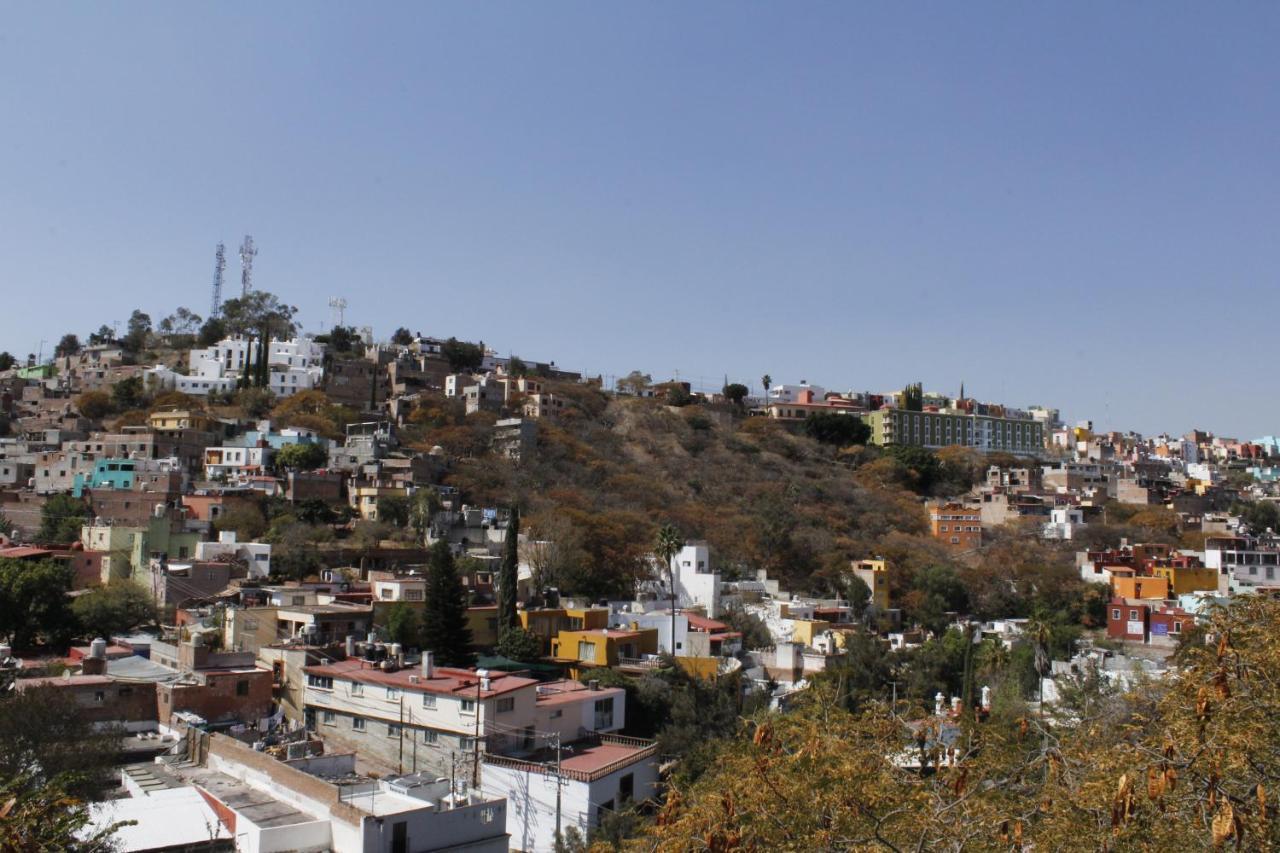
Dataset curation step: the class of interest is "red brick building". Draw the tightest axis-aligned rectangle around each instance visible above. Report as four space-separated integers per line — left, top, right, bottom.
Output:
1107 597 1150 643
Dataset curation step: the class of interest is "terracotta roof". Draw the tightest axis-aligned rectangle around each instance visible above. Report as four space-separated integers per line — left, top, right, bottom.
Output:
303 658 537 698
685 614 729 632
0 547 53 560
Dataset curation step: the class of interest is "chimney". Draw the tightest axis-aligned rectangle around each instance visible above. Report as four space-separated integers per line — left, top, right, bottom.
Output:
477 669 491 692
422 651 434 679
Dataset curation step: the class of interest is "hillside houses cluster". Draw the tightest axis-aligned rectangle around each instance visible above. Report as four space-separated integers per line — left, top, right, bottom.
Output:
4 328 1280 851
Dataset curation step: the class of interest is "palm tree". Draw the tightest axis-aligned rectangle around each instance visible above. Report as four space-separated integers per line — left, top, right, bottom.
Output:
761 374 772 401
654 524 683 656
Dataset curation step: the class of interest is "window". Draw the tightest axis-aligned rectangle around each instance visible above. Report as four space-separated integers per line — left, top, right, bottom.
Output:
620 773 635 802
594 697 615 729
422 729 439 744
578 640 597 660
386 687 400 701
1111 608 1121 620
460 698 476 714
459 736 475 751
236 679 250 696
422 694 436 709
1129 610 1138 621
1173 622 1183 634
387 723 401 738
496 697 515 713
307 675 334 690
323 710 336 725
405 590 423 601
94 691 105 703
352 717 366 731
351 683 363 696
550 709 563 719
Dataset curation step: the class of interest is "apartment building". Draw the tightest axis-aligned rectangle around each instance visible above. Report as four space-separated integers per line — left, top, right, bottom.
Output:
863 409 1044 455
929 503 982 550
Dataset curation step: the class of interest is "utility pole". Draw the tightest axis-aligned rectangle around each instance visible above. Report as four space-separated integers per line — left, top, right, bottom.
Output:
398 695 405 774
471 678 481 788
553 732 563 843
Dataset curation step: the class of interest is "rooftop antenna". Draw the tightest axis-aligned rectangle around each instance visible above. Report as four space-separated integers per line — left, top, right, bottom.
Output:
210 243 226 317
239 235 257 296
328 297 347 329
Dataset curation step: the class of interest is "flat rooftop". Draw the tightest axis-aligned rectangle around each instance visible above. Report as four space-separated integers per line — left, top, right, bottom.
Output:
178 765 316 829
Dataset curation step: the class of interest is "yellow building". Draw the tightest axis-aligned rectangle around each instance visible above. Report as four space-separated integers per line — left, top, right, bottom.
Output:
348 484 409 521
1112 575 1170 601
519 607 609 651
550 627 658 670
148 409 214 431
791 619 833 647
1150 566 1219 596
851 558 889 612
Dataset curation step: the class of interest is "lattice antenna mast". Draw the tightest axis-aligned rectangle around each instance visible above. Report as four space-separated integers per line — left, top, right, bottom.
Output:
210 243 226 317
328 297 348 329
239 235 257 296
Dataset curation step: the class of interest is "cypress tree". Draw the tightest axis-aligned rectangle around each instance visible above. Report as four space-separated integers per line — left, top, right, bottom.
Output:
498 505 520 633
421 540 474 667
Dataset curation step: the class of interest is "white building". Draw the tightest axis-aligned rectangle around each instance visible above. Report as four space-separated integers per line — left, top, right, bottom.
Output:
203 444 271 480
481 733 659 853
1043 506 1086 541
196 530 272 578
667 542 721 617
767 382 826 404
145 336 324 398
302 654 626 778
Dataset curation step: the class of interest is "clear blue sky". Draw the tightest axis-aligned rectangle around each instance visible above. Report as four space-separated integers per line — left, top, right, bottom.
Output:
3 4 1278 437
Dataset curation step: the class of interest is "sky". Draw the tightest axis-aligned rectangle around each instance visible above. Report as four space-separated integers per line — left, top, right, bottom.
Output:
2 3 1279 437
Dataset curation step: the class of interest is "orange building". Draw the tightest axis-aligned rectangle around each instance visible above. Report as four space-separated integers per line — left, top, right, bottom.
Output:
929 502 982 550
1111 574 1170 602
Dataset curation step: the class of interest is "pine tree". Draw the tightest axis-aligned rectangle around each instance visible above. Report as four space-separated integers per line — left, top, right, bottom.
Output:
421 540 474 667
498 505 520 634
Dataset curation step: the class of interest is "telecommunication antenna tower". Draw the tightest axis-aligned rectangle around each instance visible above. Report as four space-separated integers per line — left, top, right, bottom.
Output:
210 243 226 317
328 297 348 329
239 235 257 296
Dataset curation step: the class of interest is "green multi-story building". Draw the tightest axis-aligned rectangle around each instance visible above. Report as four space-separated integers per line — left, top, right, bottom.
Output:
862 409 1044 456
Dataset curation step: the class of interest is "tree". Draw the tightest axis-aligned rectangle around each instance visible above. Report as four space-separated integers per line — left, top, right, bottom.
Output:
376 494 411 527
441 337 484 372
122 309 152 353
324 326 360 354
214 502 267 542
721 382 749 409
75 390 112 420
801 412 871 446
905 564 968 636
760 374 772 398
664 384 694 407
0 686 122 799
391 327 415 346
901 380 924 411
420 541 474 667
507 356 529 376
71 581 156 639
235 386 276 419
0 351 15 371
197 316 227 346
36 494 89 547
616 371 652 395
495 626 542 662
110 375 146 412
0 772 127 852
87 325 115 346
383 602 422 649
274 442 329 471
498 506 521 634
654 524 683 655
0 558 77 649
54 334 81 358
218 290 297 337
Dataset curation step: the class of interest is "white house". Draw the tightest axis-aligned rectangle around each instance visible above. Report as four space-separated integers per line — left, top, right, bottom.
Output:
146 335 325 398
481 733 658 853
667 542 721 617
767 382 826 404
196 530 272 578
1043 506 1087 540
